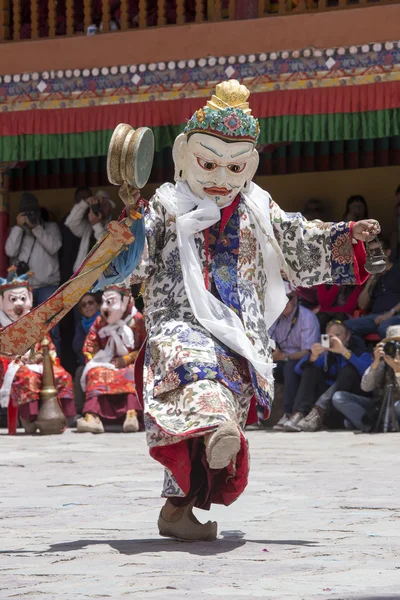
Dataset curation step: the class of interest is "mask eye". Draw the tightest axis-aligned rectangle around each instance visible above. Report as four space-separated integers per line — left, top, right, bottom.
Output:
227 163 246 174
197 157 217 171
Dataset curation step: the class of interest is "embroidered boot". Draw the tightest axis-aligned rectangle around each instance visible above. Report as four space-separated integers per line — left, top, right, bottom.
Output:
76 413 105 434
123 409 140 433
158 499 218 542
205 421 241 470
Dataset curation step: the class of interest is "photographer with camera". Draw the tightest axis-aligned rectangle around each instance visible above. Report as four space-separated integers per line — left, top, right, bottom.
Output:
332 326 400 432
283 320 373 432
65 189 116 273
346 237 400 340
5 192 62 354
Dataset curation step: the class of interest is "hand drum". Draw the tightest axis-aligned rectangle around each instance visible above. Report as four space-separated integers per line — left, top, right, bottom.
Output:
107 123 155 189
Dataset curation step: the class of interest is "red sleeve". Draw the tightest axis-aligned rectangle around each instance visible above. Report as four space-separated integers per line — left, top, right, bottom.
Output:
133 312 147 350
349 222 369 285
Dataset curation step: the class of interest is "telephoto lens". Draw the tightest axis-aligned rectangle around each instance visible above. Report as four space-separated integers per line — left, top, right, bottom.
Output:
383 340 400 358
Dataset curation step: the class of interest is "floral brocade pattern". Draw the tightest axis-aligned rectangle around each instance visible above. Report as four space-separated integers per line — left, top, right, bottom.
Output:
82 310 146 399
124 190 361 445
3 337 73 406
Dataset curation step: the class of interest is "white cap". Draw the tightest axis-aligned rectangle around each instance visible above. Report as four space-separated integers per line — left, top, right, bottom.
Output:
95 189 116 208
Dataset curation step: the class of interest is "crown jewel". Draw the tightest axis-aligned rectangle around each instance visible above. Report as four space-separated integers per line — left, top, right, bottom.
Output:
184 80 259 144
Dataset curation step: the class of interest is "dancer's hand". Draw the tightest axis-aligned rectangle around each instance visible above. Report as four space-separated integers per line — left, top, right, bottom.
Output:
352 219 381 242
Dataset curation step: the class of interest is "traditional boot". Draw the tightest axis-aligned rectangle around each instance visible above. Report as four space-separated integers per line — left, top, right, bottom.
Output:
296 407 323 432
76 413 105 434
283 412 306 432
123 409 140 433
20 418 38 435
158 499 218 542
205 421 241 470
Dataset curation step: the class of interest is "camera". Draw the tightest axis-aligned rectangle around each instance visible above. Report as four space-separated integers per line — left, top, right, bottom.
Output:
321 334 330 349
15 261 30 276
23 211 40 227
90 201 104 218
383 340 400 358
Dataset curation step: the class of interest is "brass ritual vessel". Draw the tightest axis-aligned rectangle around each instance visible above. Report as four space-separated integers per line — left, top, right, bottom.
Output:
36 338 66 435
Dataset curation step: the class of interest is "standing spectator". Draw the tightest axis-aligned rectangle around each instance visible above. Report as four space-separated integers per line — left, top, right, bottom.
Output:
346 238 400 340
65 189 115 273
59 186 92 375
284 320 373 432
59 186 92 284
5 192 62 354
390 184 400 262
269 283 320 430
343 195 369 221
332 326 400 432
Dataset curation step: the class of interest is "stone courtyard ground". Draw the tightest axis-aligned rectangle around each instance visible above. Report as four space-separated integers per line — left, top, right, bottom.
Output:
0 429 399 600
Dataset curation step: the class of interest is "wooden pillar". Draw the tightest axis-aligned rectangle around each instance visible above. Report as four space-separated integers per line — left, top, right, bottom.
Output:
0 166 10 277
235 0 258 19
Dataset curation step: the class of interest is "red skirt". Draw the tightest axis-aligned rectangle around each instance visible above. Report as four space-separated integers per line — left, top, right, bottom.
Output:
150 432 249 511
83 393 142 422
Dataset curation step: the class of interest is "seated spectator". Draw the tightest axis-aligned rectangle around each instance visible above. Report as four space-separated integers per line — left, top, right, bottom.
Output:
269 282 320 430
65 189 115 273
343 194 369 221
299 283 364 332
346 238 400 340
0 268 75 434
73 293 101 367
72 292 101 418
284 320 373 432
390 184 400 262
301 198 326 221
333 326 400 432
77 283 146 434
5 192 62 355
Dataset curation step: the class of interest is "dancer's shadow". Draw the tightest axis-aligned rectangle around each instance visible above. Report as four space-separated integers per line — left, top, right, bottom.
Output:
0 532 317 557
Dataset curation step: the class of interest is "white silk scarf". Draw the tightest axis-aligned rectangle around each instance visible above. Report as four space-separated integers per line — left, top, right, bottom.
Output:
156 181 288 380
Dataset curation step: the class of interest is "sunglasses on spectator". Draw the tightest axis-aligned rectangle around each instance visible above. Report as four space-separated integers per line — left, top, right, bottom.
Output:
81 299 96 308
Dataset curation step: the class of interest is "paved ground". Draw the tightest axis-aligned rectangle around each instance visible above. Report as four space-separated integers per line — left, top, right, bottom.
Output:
0 429 399 600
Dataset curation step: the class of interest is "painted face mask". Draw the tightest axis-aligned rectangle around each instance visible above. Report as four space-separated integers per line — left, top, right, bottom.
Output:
1 287 33 322
173 80 260 208
101 290 129 325
182 133 257 208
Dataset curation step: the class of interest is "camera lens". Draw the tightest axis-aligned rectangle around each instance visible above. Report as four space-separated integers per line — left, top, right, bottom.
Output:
383 341 399 358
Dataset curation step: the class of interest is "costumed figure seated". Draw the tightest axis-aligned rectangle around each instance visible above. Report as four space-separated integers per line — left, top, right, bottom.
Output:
104 80 379 541
77 283 146 434
0 267 75 434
